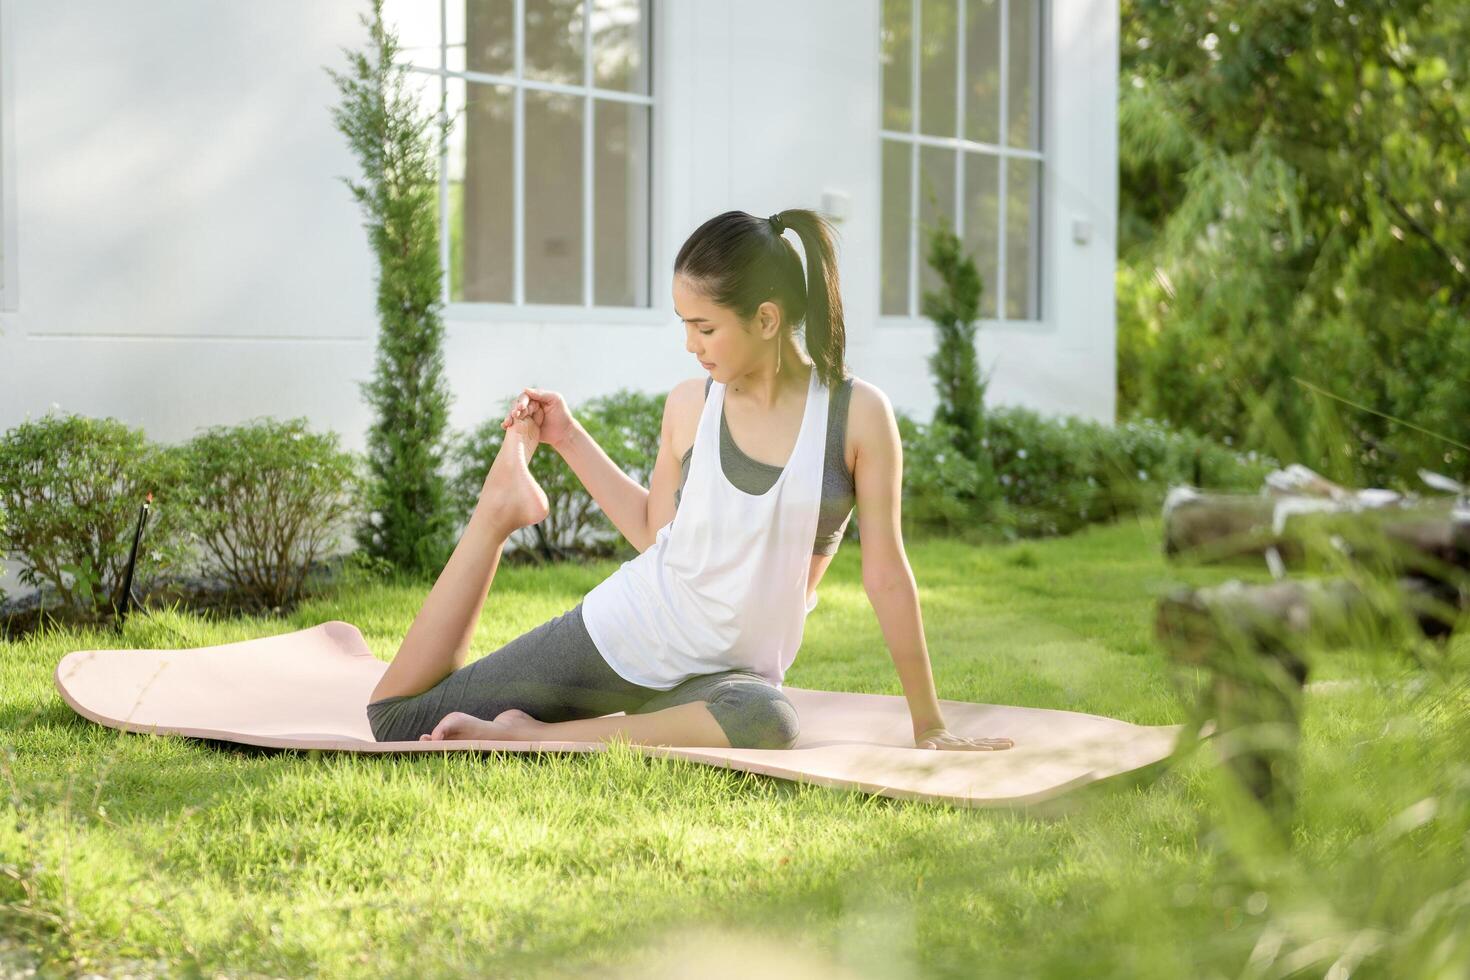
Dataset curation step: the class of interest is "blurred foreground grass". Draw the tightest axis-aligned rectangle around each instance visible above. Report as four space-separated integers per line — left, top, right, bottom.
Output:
4 515 1470 977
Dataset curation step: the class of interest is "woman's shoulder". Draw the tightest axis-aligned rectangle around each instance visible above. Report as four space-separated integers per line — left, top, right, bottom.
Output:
842 376 900 459
842 375 890 422
670 375 711 462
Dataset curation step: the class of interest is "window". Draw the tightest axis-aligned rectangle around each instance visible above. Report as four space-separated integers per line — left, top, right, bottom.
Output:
0 0 15 312
389 0 653 309
880 0 1043 321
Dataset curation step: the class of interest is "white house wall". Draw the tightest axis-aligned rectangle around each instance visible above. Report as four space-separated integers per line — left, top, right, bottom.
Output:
0 0 1117 591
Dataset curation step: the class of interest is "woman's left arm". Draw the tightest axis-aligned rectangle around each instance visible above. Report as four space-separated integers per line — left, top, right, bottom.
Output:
849 385 947 740
850 384 1013 752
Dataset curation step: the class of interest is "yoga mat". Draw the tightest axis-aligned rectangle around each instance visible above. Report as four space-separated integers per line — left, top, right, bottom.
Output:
53 620 1187 808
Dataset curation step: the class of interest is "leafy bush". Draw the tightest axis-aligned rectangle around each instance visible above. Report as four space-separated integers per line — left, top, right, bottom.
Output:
896 406 1275 539
0 507 8 606
175 418 363 610
452 388 665 560
0 412 189 616
1116 1 1470 489
451 387 1272 556
894 414 988 534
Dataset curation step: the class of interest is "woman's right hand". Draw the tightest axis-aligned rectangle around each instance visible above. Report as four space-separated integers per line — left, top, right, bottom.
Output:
503 386 576 451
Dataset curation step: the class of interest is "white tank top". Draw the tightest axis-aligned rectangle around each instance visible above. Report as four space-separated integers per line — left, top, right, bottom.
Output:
581 367 829 690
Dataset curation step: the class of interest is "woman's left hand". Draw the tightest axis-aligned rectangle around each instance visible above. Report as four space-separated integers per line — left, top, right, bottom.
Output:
915 727 1014 751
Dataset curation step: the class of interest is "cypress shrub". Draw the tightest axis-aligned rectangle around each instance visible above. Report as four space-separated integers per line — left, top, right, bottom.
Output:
328 0 457 579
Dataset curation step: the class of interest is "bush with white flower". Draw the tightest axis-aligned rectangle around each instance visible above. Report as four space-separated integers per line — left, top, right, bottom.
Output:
893 405 1275 539
894 413 989 533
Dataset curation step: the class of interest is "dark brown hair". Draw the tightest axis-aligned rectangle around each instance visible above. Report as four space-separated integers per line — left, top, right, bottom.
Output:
673 209 849 390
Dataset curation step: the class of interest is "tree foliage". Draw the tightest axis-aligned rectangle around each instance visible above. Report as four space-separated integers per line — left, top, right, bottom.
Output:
920 218 997 504
1118 0 1470 488
327 0 458 578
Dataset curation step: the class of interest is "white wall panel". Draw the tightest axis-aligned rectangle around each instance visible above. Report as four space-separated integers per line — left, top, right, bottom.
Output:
0 0 1119 596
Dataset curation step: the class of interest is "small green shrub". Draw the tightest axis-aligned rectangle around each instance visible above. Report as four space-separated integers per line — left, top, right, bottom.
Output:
579 388 664 491
894 414 988 534
894 406 1275 539
449 389 1272 557
175 418 363 610
920 220 992 483
0 507 9 605
452 388 665 560
985 407 1276 536
0 412 189 616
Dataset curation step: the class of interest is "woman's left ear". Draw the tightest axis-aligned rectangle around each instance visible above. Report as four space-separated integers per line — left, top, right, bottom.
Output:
760 302 781 339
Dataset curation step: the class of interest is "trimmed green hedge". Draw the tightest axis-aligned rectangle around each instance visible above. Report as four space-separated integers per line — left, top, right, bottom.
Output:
175 417 362 610
0 412 190 616
0 413 361 618
451 391 1274 556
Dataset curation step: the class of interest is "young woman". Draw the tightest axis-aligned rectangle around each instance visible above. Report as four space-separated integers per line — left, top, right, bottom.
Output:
365 209 1014 754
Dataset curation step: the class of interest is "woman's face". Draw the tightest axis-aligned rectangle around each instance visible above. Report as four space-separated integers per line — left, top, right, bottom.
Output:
672 275 777 381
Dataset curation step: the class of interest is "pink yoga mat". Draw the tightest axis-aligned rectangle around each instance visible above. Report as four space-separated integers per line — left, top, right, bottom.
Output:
54 620 1187 808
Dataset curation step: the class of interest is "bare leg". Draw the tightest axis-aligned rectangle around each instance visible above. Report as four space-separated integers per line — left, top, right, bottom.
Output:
418 703 734 749
369 417 551 703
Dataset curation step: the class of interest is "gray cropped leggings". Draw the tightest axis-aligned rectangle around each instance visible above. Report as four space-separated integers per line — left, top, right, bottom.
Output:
365 602 800 750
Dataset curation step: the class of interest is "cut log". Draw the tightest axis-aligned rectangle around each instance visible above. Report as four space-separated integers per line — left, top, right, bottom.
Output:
1156 576 1459 669
1163 490 1469 587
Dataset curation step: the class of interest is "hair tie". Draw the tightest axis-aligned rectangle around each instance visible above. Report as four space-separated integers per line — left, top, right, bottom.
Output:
767 213 786 235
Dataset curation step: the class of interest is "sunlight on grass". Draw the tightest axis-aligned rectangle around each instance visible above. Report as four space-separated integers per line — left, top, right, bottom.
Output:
4 518 1469 976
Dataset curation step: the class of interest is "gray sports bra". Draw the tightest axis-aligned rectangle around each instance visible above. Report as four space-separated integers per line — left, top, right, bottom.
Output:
674 374 856 556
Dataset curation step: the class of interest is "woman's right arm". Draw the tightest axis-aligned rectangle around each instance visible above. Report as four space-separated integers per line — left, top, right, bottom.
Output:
556 418 653 552
519 380 694 553
558 379 697 553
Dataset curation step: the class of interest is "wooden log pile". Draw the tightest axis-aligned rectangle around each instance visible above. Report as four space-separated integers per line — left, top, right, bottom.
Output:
1154 466 1469 820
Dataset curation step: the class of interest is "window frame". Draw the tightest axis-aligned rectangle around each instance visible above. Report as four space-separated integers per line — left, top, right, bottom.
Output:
0 0 17 313
403 0 658 320
879 0 1046 328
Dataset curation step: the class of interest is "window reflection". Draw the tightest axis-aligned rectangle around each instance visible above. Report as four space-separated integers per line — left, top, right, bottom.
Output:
392 1 654 309
880 0 1044 322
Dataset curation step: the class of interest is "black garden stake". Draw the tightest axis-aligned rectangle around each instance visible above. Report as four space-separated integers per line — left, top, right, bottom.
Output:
115 492 153 630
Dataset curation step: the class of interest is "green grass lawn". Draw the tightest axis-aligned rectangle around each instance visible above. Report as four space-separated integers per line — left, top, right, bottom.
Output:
4 516 1470 977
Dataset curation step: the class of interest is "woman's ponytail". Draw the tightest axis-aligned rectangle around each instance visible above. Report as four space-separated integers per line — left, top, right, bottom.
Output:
673 209 849 389
774 209 848 390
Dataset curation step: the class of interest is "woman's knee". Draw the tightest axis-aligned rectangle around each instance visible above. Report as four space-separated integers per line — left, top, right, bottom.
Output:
366 696 422 743
707 684 800 750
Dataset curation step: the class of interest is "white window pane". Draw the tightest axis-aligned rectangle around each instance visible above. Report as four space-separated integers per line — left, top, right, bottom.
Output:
525 0 585 86
592 0 650 94
881 0 913 132
1007 0 1041 150
918 0 958 137
880 140 913 315
453 0 515 76
383 0 442 69
454 79 515 303
594 100 650 306
917 144 957 303
525 90 583 303
1005 158 1041 318
396 57 443 143
964 0 999 145
963 151 999 318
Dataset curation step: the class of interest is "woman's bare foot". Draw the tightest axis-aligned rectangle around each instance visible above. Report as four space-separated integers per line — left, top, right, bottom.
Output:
419 708 545 742
481 418 550 530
